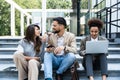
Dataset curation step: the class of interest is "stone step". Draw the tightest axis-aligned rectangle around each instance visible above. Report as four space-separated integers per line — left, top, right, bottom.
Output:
0 60 120 71
0 43 18 48
0 36 22 42
0 64 15 71
0 39 20 43
77 50 120 55
76 54 120 63
0 37 120 49
0 76 120 80
0 51 15 55
0 63 120 72
1 54 120 59
108 50 120 54
0 54 120 64
77 47 120 51
0 48 17 55
0 47 120 55
0 63 120 78
1 50 119 55
108 42 120 47
1 42 119 48
0 48 17 51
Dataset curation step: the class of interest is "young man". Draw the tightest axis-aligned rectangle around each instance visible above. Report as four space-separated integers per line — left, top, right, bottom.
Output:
44 17 77 80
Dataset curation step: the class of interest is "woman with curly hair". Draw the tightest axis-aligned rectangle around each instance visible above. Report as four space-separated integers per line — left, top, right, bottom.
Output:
13 24 45 80
80 18 108 80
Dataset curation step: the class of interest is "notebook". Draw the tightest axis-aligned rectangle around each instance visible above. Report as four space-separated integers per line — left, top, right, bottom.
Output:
86 41 108 54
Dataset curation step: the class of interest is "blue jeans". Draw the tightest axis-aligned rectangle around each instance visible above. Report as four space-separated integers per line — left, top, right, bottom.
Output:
44 52 76 79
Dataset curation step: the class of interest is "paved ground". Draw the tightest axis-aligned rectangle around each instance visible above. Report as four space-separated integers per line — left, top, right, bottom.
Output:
0 77 120 80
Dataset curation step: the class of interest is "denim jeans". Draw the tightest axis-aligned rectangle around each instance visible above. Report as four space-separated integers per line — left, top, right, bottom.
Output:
44 52 76 79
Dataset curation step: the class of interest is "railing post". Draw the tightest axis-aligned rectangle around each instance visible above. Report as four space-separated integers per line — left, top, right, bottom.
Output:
106 8 108 38
109 8 111 38
21 12 24 36
77 0 80 36
11 3 15 36
42 0 46 35
27 17 30 26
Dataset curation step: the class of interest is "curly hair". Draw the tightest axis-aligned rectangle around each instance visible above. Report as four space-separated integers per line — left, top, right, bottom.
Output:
88 18 104 30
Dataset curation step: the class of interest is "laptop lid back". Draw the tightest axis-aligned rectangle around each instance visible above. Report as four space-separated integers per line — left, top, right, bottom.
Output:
86 41 108 54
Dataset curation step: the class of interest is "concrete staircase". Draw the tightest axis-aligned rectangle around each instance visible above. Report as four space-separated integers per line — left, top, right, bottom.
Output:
0 36 120 80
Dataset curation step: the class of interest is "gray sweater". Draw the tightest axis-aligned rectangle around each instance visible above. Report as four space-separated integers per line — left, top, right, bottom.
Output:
18 39 45 62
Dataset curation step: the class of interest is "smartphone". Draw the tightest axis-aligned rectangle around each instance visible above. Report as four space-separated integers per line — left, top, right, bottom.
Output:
47 45 54 48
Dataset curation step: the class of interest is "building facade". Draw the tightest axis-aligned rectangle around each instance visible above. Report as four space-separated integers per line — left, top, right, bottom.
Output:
88 0 120 40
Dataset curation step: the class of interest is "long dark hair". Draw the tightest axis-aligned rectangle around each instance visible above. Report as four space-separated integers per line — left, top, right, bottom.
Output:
24 24 42 54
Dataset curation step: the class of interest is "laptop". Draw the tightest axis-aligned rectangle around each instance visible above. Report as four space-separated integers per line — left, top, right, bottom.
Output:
86 41 108 54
